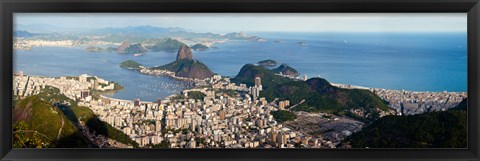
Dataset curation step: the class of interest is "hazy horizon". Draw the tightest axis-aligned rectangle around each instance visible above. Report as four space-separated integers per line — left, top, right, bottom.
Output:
14 13 466 34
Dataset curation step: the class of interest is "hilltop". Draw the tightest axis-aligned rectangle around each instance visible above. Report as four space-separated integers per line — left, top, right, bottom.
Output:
231 64 291 88
149 38 186 52
176 44 193 60
116 42 147 54
272 64 299 77
124 43 148 54
151 44 213 79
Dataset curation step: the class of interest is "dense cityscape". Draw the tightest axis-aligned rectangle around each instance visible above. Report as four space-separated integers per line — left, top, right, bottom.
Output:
13 68 466 148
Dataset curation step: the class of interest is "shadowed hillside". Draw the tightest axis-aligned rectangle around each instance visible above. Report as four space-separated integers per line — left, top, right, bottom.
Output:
345 99 468 148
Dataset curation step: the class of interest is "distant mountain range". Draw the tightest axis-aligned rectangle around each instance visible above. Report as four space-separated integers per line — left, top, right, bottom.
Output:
91 25 186 34
15 24 185 34
89 25 201 39
13 31 43 37
15 25 262 42
15 24 73 33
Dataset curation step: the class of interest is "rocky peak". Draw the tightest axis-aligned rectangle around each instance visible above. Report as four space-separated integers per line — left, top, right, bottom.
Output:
176 44 193 61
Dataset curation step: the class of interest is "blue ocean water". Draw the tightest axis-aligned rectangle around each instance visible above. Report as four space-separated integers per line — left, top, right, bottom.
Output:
197 32 467 92
14 47 194 101
14 32 467 102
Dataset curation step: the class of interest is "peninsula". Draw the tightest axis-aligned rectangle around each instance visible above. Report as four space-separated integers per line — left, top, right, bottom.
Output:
120 44 214 80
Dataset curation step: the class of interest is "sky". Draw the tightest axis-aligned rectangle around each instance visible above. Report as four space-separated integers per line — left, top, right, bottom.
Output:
14 13 466 33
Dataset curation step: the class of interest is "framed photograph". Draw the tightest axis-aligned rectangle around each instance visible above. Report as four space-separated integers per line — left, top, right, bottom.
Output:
1 0 479 161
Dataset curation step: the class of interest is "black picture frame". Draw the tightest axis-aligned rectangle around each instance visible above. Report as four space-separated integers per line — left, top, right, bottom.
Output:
1 0 479 161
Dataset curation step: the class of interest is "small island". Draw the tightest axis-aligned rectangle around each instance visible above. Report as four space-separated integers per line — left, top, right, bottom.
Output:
257 59 278 67
191 43 209 51
120 60 144 70
296 42 307 46
255 38 267 42
224 31 266 42
86 46 105 52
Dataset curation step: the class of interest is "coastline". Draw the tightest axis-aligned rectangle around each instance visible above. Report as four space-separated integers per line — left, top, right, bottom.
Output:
13 36 236 51
135 67 208 84
17 73 467 109
330 82 467 94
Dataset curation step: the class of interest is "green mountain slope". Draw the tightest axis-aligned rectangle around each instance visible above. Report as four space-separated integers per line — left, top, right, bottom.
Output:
35 86 139 147
346 99 468 148
232 64 389 122
123 43 147 54
13 95 90 148
149 38 185 52
231 64 291 88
